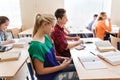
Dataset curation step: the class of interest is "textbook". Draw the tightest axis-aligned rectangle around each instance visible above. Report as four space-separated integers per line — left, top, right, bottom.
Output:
95 41 115 52
0 51 21 62
78 54 107 70
97 51 120 66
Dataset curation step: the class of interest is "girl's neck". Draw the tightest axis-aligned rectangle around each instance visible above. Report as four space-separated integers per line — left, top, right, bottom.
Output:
33 29 45 43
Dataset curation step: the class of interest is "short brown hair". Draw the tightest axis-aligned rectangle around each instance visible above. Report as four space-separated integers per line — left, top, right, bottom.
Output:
55 8 66 19
0 16 9 26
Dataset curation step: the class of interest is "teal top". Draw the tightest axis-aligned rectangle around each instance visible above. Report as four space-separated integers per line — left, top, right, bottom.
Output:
28 35 59 80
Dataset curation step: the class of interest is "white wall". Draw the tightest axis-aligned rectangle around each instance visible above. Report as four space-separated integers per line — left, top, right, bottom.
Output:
111 0 120 27
20 0 64 29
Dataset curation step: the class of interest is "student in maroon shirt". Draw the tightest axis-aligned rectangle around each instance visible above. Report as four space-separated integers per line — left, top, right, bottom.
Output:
51 8 83 57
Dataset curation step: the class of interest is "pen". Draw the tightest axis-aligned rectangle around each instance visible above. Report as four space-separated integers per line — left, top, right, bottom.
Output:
90 51 96 56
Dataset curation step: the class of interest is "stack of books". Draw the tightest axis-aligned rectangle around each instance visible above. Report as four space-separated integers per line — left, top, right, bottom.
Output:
95 41 115 52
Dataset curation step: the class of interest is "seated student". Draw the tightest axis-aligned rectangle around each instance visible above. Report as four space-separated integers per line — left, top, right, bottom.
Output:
86 14 98 37
87 14 98 31
51 8 83 57
0 16 15 45
28 14 76 80
95 12 112 40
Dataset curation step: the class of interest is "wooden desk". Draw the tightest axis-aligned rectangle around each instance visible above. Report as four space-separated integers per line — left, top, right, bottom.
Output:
70 38 120 80
69 28 93 34
110 26 119 34
0 48 29 80
19 28 33 37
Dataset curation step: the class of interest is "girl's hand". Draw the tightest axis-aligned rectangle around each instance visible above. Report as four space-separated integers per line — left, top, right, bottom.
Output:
60 59 71 69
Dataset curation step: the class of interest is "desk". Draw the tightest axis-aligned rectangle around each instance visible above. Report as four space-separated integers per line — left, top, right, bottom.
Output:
69 28 93 38
19 28 33 37
0 48 29 80
110 26 119 34
70 38 120 80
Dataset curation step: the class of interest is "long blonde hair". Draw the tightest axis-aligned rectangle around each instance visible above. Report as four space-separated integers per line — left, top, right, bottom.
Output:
33 14 55 37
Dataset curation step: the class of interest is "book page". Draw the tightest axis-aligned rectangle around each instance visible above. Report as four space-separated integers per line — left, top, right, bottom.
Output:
98 51 120 65
78 55 107 70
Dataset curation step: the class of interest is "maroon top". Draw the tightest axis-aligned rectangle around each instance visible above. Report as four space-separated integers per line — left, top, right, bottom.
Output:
51 24 71 57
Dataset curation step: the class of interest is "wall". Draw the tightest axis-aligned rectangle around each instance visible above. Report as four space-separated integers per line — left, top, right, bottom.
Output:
111 0 120 27
20 0 64 29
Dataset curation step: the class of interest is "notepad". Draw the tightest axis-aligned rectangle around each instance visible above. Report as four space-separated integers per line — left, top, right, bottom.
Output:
78 55 107 70
0 51 21 62
97 51 120 65
95 41 115 52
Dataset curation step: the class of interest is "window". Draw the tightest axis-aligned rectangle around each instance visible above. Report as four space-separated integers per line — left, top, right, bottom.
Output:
0 0 22 29
64 0 112 28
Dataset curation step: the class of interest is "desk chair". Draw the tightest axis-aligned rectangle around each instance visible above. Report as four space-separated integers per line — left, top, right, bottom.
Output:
27 57 36 80
110 35 120 48
21 25 26 32
11 28 20 38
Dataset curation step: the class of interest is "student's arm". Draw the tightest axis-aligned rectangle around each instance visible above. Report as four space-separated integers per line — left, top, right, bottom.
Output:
117 28 120 38
34 58 71 75
66 36 80 41
107 18 112 31
3 40 15 45
66 40 83 49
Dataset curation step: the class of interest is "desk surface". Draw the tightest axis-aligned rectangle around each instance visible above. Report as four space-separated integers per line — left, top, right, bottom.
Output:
70 38 120 80
0 48 29 78
69 28 93 34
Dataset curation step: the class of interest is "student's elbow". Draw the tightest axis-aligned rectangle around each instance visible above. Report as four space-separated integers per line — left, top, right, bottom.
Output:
36 69 46 75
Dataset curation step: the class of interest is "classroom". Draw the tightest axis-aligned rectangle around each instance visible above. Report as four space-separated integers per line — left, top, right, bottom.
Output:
0 0 120 80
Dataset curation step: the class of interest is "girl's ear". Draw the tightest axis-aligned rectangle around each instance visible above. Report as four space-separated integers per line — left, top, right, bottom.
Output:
42 22 48 26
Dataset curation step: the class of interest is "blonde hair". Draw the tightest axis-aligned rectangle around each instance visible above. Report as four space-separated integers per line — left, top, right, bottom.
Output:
33 14 55 37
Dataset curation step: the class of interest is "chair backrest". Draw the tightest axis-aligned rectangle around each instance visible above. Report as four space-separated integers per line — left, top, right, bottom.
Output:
21 25 26 32
110 35 120 48
27 57 36 80
11 28 20 38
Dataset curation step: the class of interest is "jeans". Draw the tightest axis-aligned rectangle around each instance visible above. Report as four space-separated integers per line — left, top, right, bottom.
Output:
53 64 77 80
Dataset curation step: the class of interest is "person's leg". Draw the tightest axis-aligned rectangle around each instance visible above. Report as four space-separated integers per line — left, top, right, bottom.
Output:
53 64 77 80
62 64 76 72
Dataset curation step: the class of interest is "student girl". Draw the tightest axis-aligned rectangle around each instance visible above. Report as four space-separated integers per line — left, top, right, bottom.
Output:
95 12 112 40
0 16 15 45
28 14 76 80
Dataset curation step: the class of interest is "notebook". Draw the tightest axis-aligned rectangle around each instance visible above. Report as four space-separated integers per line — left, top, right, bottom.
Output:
0 51 21 62
97 51 120 66
78 53 107 70
95 41 115 52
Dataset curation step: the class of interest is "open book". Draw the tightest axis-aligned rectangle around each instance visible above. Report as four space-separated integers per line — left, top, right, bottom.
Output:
97 51 120 66
95 41 115 52
78 54 107 70
0 51 21 62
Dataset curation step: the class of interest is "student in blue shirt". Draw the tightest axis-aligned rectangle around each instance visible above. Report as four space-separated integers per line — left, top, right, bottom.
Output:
28 14 76 80
0 16 15 45
86 14 98 37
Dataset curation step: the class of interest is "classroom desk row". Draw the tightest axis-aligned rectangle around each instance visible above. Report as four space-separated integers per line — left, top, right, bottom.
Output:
70 38 120 80
0 40 30 80
18 26 119 38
